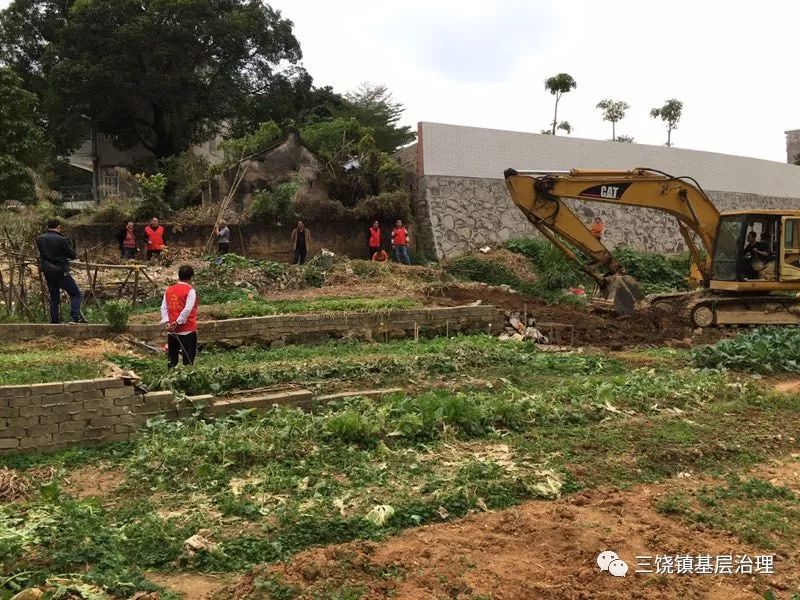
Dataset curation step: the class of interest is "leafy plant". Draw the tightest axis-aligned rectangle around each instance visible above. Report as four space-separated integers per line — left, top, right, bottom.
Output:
692 328 800 373
103 300 132 332
133 173 169 220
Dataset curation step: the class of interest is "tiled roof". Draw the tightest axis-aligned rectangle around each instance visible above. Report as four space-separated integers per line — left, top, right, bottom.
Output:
420 122 800 198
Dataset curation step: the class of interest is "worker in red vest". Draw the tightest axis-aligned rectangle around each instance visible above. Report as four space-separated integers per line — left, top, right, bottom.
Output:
144 217 166 260
160 265 199 367
391 219 411 265
368 220 381 258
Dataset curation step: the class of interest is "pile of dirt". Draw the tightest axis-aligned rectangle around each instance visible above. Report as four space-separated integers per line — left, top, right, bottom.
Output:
458 248 540 283
220 478 796 600
432 284 728 349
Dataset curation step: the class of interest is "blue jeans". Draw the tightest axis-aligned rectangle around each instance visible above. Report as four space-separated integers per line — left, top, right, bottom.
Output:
45 271 82 323
393 245 411 265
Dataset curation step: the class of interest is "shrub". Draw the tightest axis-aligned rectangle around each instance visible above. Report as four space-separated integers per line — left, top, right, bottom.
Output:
88 197 132 224
444 256 523 288
220 121 281 160
103 300 132 332
352 191 411 222
250 180 298 226
303 265 325 287
133 173 169 220
615 248 689 293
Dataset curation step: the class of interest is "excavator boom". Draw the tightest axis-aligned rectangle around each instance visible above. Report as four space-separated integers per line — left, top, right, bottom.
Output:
503 167 721 314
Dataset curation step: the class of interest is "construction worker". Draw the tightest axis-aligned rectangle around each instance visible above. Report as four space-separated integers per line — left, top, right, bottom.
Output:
290 220 311 265
160 265 198 368
36 218 85 324
368 220 382 258
391 219 411 265
591 216 605 240
144 217 166 260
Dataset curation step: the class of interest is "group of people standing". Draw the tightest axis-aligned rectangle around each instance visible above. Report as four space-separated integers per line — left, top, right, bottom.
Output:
368 219 412 264
115 217 167 260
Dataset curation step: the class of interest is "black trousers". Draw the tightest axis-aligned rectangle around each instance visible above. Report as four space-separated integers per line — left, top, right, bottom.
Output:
293 246 307 265
167 331 197 368
369 245 380 259
218 242 230 255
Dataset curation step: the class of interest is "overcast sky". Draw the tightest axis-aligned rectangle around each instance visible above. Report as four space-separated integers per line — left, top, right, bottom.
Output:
2 0 797 162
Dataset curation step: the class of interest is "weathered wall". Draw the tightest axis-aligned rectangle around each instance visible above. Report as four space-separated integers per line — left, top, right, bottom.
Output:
418 175 800 258
0 378 173 452
0 305 504 345
70 220 384 262
0 379 320 454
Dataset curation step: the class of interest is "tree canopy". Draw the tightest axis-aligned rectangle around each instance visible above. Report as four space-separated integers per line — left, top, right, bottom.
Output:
0 0 303 158
650 99 683 147
596 98 629 141
544 73 576 135
341 83 415 153
0 67 51 202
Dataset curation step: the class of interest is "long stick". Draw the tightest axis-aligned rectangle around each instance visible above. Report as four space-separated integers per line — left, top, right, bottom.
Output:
85 250 103 310
132 267 140 307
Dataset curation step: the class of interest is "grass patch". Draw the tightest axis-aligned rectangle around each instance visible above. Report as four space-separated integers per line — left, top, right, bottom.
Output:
0 345 106 385
657 476 800 549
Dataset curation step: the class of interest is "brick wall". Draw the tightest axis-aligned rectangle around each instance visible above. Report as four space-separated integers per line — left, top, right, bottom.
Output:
0 305 504 345
0 378 174 453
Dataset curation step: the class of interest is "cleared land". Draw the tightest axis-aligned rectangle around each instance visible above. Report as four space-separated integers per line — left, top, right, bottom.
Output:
2 245 800 600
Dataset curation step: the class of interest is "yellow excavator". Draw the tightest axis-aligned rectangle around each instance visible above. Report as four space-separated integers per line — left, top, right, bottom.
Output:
503 167 800 327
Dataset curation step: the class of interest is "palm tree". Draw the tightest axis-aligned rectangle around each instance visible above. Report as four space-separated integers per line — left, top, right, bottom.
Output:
544 73 577 135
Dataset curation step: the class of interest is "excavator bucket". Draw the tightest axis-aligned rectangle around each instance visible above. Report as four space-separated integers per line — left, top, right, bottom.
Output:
600 274 645 317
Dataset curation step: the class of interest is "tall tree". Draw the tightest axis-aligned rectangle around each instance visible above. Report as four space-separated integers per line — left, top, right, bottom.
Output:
0 0 303 159
544 73 576 135
0 67 51 202
650 99 683 147
596 98 629 141
341 83 415 153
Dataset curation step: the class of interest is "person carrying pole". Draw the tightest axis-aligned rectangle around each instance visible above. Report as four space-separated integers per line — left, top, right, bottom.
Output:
160 265 199 368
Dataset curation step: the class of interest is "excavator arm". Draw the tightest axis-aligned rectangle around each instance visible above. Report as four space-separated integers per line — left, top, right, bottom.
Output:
504 167 720 283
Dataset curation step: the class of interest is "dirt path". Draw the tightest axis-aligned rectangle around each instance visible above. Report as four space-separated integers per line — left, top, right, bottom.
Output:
222 476 799 600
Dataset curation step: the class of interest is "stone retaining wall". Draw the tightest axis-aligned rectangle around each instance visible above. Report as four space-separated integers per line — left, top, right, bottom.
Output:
0 305 503 345
0 378 174 453
416 174 800 258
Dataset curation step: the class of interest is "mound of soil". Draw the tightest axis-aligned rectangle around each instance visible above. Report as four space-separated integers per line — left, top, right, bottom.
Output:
432 285 727 349
221 479 796 600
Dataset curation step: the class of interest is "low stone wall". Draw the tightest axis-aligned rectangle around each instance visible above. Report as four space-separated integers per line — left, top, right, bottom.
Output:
0 380 403 454
0 305 503 345
0 378 174 453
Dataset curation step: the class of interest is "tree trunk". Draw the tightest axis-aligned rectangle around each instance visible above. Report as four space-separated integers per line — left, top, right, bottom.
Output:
552 95 559 135
612 121 616 141
667 126 672 147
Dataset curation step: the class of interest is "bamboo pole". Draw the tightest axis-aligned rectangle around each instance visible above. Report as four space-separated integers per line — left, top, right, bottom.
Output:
132 267 140 307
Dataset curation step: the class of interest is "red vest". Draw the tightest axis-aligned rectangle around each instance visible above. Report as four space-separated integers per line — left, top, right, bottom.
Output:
392 227 408 246
369 226 381 247
145 225 165 250
165 282 198 333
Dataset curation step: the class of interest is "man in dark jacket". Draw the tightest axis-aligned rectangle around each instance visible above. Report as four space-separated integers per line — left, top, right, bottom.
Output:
36 219 84 323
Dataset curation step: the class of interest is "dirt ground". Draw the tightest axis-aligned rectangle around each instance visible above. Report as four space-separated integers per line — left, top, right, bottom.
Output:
221 464 800 600
433 284 730 349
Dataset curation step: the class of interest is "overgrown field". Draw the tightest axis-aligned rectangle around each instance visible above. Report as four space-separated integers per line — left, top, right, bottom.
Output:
3 333 800 599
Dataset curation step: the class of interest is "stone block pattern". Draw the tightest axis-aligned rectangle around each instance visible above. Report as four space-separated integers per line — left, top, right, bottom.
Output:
419 175 800 258
0 306 503 346
0 378 159 453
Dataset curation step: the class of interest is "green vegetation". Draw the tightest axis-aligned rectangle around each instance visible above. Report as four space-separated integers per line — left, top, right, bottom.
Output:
504 236 690 297
103 300 132 333
6 338 800 597
692 327 800 373
0 344 105 386
657 475 800 549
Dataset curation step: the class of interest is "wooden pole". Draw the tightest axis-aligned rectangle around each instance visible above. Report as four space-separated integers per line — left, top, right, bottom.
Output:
132 266 140 307
85 250 103 310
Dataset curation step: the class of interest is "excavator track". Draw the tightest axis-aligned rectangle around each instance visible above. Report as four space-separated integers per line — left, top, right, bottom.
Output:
646 291 800 328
